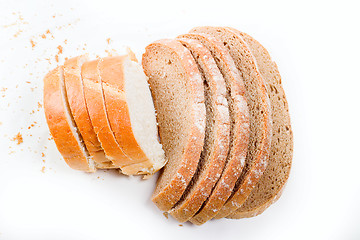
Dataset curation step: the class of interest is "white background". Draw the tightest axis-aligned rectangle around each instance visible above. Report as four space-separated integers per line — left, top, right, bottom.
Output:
0 0 359 239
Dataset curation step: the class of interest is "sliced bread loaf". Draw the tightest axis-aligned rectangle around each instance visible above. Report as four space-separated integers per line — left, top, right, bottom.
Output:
142 39 206 211
227 30 293 219
63 55 114 169
177 33 250 225
190 26 272 219
82 59 130 169
44 66 96 172
167 37 231 222
100 55 166 175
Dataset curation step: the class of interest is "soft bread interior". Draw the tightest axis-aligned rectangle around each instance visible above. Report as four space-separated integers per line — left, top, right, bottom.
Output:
61 66 96 171
123 56 166 173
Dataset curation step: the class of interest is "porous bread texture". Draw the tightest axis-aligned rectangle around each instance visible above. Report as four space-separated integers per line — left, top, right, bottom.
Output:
227 30 293 219
63 55 114 169
44 66 95 172
142 39 206 211
190 26 272 219
100 56 155 174
82 59 131 169
123 57 166 174
167 37 230 222
176 33 250 225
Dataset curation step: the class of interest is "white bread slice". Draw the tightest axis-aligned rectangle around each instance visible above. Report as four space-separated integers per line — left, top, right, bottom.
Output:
190 26 272 219
100 55 166 175
63 55 115 169
142 39 206 211
227 30 293 219
44 66 96 172
82 59 130 169
177 33 250 225
167 37 231 222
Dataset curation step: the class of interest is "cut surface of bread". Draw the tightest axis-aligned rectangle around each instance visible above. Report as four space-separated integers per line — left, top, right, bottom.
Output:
167 37 231 222
190 26 272 219
177 33 250 225
227 30 293 219
100 55 166 175
63 55 114 169
82 59 130 169
142 39 206 211
44 66 96 172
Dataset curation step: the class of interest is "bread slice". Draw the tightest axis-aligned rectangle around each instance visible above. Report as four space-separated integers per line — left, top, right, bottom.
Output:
190 26 272 219
100 55 166 175
227 30 293 219
44 66 96 172
142 39 206 211
63 55 114 169
166 37 231 222
177 33 250 225
82 59 130 170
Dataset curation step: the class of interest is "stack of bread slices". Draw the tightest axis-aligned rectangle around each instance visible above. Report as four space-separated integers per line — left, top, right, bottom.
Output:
44 26 293 225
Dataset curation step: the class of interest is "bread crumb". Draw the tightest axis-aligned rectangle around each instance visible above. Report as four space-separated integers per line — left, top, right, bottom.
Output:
41 34 46 39
30 39 36 48
41 166 45 173
163 212 169 219
55 55 59 63
57 45 63 54
179 224 183 227
106 38 111 44
41 152 45 158
12 132 23 145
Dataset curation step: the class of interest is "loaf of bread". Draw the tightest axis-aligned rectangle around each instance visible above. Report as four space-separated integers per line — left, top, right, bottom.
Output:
43 26 292 225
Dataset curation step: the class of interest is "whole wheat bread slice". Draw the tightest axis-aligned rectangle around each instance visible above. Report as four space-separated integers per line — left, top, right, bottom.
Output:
227 30 293 219
63 55 114 169
190 26 272 219
142 39 206 211
82 59 130 169
177 33 250 225
167 37 231 222
44 66 96 172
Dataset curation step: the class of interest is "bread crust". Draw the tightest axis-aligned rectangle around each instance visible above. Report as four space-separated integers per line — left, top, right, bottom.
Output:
190 26 272 219
227 30 293 219
177 33 250 225
82 59 130 169
99 56 154 174
167 37 231 222
142 39 206 211
64 56 114 169
44 66 95 172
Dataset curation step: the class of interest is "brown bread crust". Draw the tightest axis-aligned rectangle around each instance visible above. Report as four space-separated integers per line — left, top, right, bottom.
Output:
227 30 293 219
168 37 231 222
190 26 272 219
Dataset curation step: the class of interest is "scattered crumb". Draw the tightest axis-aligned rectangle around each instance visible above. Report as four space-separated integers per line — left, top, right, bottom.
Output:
1 87 7 92
179 224 183 227
26 81 31 84
106 38 111 44
55 55 59 62
30 39 36 48
57 45 63 54
42 159 45 163
37 102 42 108
12 132 23 145
41 34 46 39
163 212 169 219
41 166 45 173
